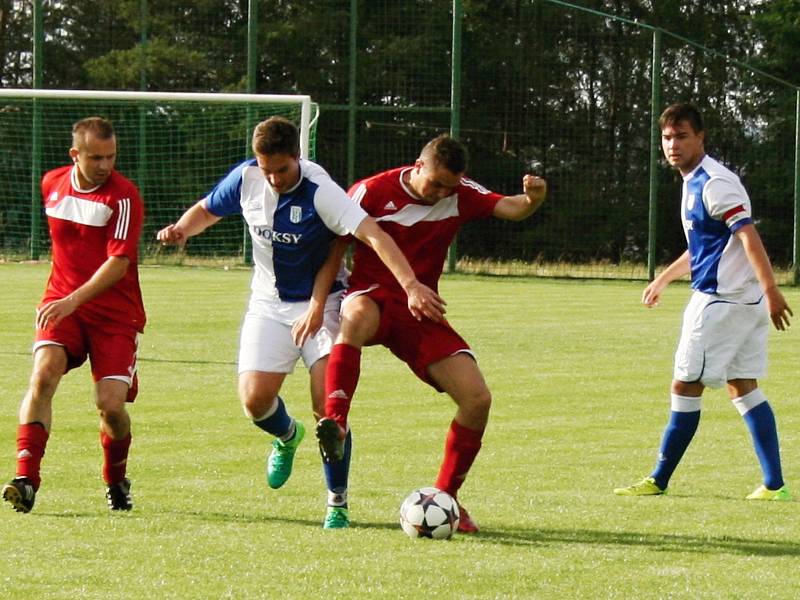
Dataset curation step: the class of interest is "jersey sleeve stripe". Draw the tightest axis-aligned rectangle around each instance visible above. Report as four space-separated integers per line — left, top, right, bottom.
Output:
723 205 746 221
460 177 491 195
350 183 367 205
728 216 752 233
115 198 130 239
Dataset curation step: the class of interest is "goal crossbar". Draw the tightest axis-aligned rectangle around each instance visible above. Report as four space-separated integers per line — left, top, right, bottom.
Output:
0 89 315 157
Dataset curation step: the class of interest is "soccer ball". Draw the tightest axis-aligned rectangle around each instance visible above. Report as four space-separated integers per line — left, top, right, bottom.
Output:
399 487 460 540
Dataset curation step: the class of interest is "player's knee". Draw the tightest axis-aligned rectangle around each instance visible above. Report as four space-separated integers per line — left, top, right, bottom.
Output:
240 394 277 421
671 379 704 397
726 378 758 399
476 388 492 413
97 402 127 428
462 387 492 415
339 318 373 345
28 366 61 398
339 302 379 344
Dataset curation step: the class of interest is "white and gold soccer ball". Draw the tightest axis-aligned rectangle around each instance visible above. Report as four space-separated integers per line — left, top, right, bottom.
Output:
399 486 460 540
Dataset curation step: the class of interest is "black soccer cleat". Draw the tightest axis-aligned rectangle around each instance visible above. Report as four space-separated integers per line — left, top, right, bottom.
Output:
2 477 36 513
315 417 345 463
106 478 133 511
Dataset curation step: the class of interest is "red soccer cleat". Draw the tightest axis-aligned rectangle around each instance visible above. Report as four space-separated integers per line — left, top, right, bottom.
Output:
456 503 479 533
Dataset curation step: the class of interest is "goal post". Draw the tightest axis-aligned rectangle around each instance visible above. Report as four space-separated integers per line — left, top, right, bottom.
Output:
0 89 317 262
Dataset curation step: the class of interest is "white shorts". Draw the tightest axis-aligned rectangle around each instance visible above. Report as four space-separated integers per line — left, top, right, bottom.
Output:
237 291 343 374
673 291 769 388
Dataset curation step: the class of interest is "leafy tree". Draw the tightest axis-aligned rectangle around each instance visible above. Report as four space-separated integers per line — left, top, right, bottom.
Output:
1 0 796 266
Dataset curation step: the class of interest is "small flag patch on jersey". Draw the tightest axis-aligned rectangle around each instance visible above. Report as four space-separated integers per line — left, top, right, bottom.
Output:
290 205 302 223
723 205 749 229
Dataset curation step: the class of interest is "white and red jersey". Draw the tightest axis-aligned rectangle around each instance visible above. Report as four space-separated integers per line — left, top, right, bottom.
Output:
347 166 503 293
41 165 146 331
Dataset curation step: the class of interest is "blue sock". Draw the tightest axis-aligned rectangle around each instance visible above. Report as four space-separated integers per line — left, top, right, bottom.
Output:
323 430 352 506
252 396 293 438
651 394 701 490
735 391 783 490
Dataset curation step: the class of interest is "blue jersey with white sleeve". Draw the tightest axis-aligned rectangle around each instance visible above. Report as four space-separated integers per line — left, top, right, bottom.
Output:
681 155 757 299
204 158 367 302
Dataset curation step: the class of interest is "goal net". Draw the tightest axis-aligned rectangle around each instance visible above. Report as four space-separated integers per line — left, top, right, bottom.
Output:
0 89 317 262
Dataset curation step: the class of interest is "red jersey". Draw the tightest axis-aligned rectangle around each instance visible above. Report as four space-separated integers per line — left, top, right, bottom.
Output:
347 166 503 293
41 165 146 331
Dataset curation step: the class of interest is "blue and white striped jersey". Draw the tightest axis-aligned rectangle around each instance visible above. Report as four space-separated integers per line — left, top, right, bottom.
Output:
681 155 757 299
205 158 366 302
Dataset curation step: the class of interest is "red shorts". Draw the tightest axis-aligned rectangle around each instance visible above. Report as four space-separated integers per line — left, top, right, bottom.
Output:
34 310 141 402
345 285 473 390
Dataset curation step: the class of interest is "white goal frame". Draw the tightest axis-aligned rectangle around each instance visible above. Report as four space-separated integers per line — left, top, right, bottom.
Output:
0 89 316 157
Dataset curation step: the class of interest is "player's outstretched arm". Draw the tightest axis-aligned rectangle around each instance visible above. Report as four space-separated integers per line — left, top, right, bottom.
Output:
736 224 793 330
292 236 351 346
353 217 446 322
642 250 690 308
157 199 221 246
492 174 547 221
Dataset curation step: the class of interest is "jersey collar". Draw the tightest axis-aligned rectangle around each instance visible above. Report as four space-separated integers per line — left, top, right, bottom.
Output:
681 154 707 181
275 159 305 196
70 165 102 193
398 166 423 200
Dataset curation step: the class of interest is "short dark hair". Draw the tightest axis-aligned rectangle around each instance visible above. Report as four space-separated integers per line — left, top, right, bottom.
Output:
72 116 115 149
252 116 300 157
659 103 704 134
421 134 468 174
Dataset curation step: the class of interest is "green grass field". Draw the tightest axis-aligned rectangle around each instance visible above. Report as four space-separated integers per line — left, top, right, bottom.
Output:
1 262 798 599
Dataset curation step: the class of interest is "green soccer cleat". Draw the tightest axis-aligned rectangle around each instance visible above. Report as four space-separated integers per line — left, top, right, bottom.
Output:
613 476 667 497
746 484 791 501
266 421 305 489
323 505 350 529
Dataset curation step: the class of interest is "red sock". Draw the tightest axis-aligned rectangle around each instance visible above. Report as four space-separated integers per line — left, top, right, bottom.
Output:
16 423 49 489
101 431 131 485
324 343 361 428
435 420 484 499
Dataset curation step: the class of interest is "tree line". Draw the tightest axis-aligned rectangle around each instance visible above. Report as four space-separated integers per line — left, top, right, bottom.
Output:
1 0 798 266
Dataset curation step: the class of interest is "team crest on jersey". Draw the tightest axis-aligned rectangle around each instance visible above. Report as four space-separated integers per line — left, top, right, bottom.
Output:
687 193 696 210
290 206 302 223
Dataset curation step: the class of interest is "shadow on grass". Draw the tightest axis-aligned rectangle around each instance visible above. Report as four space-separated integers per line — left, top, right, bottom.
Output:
470 526 800 557
40 507 793 558
167 510 407 531
29 504 797 557
172 512 800 557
